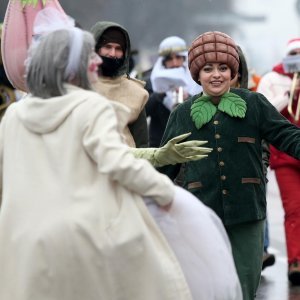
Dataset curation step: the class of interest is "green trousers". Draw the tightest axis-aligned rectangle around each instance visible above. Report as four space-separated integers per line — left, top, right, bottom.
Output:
226 220 265 300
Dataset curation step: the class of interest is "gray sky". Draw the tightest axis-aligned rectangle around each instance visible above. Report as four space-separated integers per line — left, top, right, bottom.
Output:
1 0 300 74
232 0 300 74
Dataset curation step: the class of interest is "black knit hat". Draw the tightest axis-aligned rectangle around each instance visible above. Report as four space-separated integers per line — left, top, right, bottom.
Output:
96 27 126 53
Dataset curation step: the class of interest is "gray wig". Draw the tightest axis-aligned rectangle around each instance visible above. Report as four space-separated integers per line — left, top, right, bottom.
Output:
26 29 95 98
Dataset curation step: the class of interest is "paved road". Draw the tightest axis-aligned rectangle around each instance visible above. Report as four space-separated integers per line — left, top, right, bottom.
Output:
256 170 300 300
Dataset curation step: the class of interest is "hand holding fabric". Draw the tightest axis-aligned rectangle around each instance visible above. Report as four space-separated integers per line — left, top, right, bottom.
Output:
130 132 212 167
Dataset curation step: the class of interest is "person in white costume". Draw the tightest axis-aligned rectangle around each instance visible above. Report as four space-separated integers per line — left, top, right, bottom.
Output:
0 19 193 300
150 36 202 100
0 8 241 300
146 36 203 147
257 38 300 285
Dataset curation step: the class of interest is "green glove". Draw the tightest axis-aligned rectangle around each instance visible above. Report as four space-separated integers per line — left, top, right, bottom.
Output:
130 132 212 167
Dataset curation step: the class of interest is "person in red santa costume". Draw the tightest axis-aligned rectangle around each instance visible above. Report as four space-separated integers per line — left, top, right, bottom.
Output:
257 38 300 285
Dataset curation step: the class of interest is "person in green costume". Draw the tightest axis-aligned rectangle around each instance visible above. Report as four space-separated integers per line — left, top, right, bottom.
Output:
158 31 300 300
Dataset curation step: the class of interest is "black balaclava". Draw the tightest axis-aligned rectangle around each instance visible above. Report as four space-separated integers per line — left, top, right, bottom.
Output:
99 56 125 77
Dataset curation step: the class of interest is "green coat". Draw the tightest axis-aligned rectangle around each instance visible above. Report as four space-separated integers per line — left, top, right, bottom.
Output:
158 88 300 226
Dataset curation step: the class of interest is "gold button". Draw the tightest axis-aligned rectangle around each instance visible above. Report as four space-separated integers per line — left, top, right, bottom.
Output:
215 134 221 139
219 161 225 167
222 189 227 195
221 175 226 180
217 147 222 152
213 120 219 125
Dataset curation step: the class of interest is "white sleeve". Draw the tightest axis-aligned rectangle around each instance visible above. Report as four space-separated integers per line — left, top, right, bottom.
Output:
81 96 174 206
256 72 290 112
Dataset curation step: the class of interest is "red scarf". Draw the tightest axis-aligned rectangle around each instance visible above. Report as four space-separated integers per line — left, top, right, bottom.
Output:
272 63 294 79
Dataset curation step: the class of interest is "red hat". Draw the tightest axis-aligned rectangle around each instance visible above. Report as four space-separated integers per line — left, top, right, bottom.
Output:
285 38 300 56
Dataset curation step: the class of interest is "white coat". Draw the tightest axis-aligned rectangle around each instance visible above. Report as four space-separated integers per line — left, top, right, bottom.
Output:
0 85 192 300
256 71 291 111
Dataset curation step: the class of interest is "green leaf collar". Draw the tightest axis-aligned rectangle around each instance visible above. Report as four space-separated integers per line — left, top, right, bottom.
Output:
190 92 247 129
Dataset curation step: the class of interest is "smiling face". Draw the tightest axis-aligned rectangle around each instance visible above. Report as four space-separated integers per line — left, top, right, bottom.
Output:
198 63 232 97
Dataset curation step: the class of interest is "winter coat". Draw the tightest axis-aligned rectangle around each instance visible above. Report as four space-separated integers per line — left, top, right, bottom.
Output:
158 88 300 226
0 85 192 300
257 70 300 169
93 76 148 148
91 21 149 148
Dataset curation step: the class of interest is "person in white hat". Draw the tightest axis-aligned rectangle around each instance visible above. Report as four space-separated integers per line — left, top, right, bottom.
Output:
146 36 201 147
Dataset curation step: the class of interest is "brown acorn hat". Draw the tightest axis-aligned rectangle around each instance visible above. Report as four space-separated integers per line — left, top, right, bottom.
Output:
188 31 239 83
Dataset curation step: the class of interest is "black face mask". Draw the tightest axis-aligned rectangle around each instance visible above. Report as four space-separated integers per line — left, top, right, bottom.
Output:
99 56 125 77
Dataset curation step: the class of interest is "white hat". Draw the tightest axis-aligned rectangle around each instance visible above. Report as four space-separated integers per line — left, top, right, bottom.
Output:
158 36 187 56
285 38 300 56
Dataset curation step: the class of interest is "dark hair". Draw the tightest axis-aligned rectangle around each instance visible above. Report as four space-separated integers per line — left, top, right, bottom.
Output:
236 46 249 89
162 53 185 67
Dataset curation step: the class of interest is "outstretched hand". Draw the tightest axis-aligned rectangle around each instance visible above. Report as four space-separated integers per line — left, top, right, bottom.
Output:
154 132 212 166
